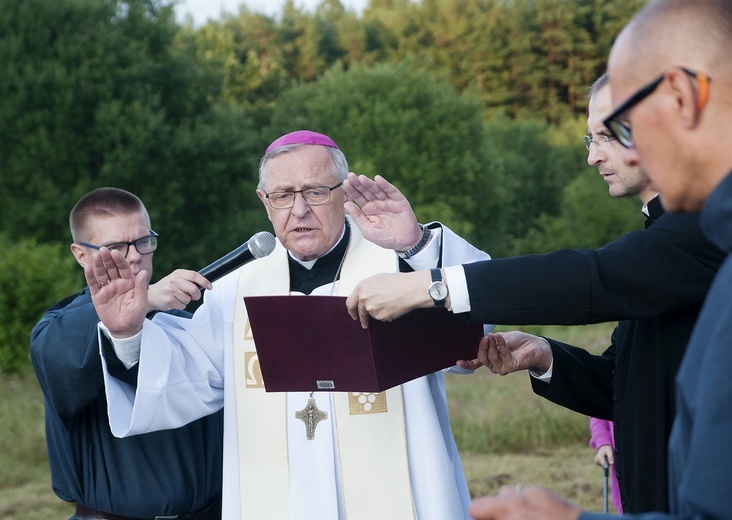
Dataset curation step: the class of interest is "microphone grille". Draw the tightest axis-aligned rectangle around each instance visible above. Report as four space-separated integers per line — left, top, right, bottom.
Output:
248 231 277 258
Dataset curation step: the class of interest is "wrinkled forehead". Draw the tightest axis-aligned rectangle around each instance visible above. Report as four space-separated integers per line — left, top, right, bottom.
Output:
261 146 338 190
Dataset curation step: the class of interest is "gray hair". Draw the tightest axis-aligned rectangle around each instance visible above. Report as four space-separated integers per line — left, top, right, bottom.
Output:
257 144 349 190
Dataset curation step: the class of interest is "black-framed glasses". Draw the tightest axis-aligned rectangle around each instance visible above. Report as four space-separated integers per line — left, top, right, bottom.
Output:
603 67 711 149
582 134 616 151
264 182 343 209
79 230 159 257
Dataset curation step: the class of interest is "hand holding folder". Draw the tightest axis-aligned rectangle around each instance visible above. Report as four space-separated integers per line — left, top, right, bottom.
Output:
244 295 484 393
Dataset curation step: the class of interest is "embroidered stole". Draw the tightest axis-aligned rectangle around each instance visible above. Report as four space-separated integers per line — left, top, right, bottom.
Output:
232 223 416 519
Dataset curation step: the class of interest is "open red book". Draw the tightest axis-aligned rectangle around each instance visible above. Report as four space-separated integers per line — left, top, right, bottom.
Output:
244 295 484 393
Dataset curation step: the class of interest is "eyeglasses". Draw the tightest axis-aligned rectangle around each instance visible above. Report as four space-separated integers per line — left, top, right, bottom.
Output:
583 134 616 151
79 230 159 257
604 67 711 149
264 182 343 209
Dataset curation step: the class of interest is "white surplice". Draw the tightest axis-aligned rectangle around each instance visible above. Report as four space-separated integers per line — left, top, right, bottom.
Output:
100 220 492 520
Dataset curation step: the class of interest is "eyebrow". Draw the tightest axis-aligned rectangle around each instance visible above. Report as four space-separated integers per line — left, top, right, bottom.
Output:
587 129 613 137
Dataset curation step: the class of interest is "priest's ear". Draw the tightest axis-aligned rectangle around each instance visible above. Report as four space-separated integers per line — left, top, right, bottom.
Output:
256 189 274 222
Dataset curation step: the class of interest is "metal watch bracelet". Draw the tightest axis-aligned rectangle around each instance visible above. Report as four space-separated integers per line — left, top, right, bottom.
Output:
400 224 432 259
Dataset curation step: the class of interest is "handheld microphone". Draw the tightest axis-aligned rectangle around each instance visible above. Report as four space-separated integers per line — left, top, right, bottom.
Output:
199 231 276 283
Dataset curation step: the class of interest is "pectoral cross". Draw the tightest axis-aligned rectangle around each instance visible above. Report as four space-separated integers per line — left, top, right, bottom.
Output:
295 393 328 440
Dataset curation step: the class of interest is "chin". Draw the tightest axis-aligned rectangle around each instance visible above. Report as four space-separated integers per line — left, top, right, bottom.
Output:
658 194 685 213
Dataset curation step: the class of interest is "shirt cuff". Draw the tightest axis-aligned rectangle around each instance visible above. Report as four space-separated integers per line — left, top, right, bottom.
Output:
99 322 143 370
529 338 553 381
445 265 470 313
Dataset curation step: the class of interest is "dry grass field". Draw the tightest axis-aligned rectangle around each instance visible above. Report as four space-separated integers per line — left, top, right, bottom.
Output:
0 322 618 518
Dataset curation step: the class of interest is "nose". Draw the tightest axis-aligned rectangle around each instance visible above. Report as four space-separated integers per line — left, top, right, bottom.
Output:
126 243 143 262
289 191 311 217
587 144 605 167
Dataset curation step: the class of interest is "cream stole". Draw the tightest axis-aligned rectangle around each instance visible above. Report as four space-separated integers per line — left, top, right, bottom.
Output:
232 223 416 519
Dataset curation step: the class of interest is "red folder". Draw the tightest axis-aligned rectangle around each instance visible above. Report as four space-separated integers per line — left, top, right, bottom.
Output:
243 295 484 393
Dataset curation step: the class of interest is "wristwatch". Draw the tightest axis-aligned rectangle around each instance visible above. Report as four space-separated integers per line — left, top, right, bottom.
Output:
428 268 449 308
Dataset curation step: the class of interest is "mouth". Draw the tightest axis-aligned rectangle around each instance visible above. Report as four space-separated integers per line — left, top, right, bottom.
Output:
293 227 316 233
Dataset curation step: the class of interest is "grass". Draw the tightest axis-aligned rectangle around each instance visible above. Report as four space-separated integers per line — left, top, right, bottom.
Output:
0 322 617 517
447 322 618 513
0 371 74 519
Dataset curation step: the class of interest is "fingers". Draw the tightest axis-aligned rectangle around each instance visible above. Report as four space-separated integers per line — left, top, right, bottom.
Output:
148 269 206 312
343 172 392 203
456 358 482 370
345 286 371 328
479 333 515 376
83 263 100 294
89 247 131 285
495 334 516 374
479 334 502 373
345 290 360 320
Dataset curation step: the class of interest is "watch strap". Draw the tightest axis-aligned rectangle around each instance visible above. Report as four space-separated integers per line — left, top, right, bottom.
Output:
400 224 432 259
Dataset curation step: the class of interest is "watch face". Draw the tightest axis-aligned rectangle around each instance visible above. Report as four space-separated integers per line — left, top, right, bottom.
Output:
429 281 448 301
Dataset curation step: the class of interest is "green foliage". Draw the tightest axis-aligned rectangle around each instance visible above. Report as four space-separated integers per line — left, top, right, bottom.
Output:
470 115 587 257
0 236 82 374
0 0 652 279
268 60 487 239
519 174 645 253
0 0 269 275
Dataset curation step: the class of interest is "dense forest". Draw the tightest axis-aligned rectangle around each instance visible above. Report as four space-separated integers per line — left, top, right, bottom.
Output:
0 0 648 371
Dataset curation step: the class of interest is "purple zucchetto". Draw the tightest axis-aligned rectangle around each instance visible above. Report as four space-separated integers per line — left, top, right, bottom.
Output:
265 130 340 154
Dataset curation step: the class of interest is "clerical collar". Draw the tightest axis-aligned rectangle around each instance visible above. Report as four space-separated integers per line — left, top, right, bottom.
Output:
288 221 351 295
288 223 348 269
644 195 665 228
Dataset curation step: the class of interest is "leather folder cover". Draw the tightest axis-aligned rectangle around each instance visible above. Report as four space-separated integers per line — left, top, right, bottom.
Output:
243 295 484 393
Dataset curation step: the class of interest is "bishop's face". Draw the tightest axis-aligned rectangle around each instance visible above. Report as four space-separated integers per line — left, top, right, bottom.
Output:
257 146 347 262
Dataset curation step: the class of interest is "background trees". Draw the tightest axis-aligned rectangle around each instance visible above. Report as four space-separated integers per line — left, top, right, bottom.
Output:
0 0 647 372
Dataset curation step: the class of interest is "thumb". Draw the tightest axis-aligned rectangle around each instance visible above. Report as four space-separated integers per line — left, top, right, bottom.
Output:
135 270 150 292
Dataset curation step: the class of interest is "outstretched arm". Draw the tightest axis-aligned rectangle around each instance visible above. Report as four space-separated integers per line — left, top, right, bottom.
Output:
83 247 148 338
342 172 423 251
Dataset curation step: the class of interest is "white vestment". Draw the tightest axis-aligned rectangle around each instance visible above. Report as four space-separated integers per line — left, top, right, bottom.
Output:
101 220 491 519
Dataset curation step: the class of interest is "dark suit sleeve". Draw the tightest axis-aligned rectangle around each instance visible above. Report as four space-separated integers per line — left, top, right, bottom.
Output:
531 335 616 420
464 211 722 325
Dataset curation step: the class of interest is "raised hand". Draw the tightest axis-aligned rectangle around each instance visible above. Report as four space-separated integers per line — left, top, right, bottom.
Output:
83 247 148 338
342 172 422 251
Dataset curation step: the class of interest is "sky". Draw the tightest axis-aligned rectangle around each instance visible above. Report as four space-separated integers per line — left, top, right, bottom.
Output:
175 0 368 25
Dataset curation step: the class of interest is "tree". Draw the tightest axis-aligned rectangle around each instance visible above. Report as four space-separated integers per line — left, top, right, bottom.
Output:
0 0 268 274
267 61 488 240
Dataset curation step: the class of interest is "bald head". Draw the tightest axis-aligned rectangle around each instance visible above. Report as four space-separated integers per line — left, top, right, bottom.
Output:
607 0 732 212
616 0 732 78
